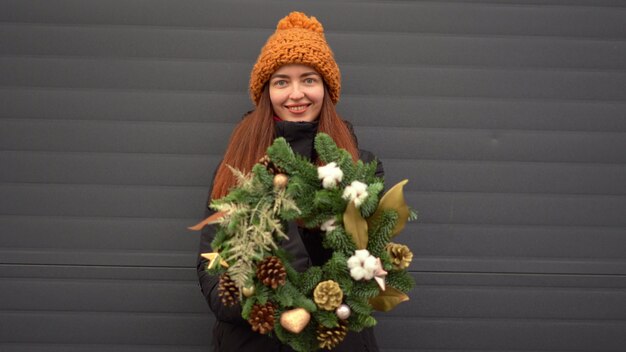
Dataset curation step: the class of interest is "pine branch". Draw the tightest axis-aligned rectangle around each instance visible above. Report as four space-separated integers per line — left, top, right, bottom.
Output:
266 138 317 182
346 296 373 316
274 282 299 307
293 296 317 313
386 270 416 293
213 169 300 289
314 310 339 328
322 227 357 254
274 246 301 287
349 314 377 331
241 295 256 319
359 182 384 218
322 252 354 294
351 280 380 299
299 266 323 294
367 209 399 258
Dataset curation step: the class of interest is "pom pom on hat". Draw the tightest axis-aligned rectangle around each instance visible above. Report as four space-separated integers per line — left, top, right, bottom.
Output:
276 12 324 33
249 12 341 106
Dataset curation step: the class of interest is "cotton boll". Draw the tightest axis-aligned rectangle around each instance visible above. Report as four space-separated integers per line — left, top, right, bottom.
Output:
318 162 343 189
322 178 335 189
342 181 369 208
317 162 336 178
347 256 362 269
355 249 370 261
363 256 379 272
342 187 357 201
351 181 367 193
348 249 384 282
320 218 336 232
350 267 366 281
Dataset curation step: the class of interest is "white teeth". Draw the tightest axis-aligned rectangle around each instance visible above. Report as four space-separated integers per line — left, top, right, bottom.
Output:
287 105 307 112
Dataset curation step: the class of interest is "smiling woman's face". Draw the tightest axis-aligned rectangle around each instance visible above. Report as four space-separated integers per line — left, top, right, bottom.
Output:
269 64 325 122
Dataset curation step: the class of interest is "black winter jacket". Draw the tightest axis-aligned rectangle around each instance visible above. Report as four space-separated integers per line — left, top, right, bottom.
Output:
197 120 383 351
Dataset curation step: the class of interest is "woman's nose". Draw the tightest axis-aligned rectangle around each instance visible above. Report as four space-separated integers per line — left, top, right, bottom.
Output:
289 85 305 100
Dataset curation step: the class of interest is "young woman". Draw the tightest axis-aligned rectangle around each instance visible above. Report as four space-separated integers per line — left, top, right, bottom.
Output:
197 12 383 351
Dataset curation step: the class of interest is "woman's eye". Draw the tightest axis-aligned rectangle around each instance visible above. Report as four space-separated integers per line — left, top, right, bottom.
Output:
304 78 316 84
273 80 287 87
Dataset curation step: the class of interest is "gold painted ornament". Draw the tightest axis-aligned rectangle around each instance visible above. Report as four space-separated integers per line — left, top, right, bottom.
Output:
280 308 311 334
273 173 289 189
242 285 256 297
200 252 229 269
313 280 343 311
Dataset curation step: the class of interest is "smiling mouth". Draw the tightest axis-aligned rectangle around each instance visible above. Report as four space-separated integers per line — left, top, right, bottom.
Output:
286 104 310 113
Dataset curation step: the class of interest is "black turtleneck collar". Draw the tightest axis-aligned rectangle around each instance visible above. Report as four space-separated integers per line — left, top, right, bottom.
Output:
274 120 319 160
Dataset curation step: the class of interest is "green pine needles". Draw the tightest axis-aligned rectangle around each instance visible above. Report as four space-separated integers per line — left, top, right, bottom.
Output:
202 133 416 351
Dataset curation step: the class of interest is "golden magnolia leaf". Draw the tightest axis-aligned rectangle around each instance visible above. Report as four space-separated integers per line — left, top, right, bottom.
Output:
187 211 227 231
201 252 229 269
367 179 409 238
368 286 409 312
343 201 368 250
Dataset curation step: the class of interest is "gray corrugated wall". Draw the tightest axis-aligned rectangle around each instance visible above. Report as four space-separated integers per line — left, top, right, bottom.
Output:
1 0 625 351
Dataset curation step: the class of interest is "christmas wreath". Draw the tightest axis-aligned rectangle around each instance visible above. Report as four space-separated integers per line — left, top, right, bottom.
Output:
191 133 416 351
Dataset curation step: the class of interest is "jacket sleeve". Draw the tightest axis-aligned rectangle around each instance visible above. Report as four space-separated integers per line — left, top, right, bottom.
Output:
359 149 385 179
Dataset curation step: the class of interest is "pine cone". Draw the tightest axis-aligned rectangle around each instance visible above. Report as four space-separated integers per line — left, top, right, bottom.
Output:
317 322 348 350
248 302 277 334
258 155 286 175
313 280 343 311
218 273 240 307
386 243 413 270
256 256 287 289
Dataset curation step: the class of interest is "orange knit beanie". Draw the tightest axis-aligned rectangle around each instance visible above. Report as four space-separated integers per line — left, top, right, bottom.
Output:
249 12 341 105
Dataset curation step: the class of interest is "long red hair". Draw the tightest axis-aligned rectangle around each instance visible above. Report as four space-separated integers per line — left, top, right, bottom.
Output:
210 85 359 200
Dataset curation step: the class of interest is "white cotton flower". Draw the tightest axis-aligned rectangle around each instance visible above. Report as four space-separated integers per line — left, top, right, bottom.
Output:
347 249 382 281
347 255 362 269
350 267 366 281
363 256 379 279
320 218 337 232
342 181 369 208
363 256 379 272
354 249 370 261
317 162 344 189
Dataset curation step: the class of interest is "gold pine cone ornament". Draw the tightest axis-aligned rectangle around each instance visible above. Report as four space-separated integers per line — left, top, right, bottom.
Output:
317 321 348 350
385 243 413 270
313 280 343 311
